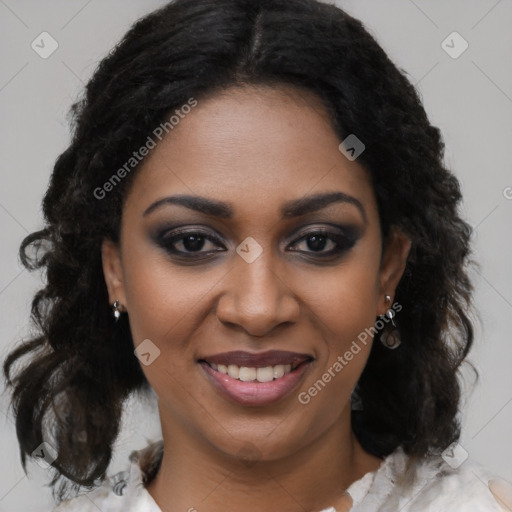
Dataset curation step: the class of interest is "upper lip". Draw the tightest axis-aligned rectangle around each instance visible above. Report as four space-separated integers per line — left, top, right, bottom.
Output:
199 350 313 368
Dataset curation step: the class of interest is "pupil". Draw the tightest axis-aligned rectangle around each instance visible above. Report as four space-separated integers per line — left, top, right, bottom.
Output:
307 235 327 251
183 235 205 252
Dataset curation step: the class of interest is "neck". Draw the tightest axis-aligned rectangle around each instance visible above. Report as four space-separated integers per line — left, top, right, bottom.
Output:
145 407 383 512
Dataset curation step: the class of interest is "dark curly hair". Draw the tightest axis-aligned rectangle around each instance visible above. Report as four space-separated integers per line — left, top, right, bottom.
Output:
3 0 476 503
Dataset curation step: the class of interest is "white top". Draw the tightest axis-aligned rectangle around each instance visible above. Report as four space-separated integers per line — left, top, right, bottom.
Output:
53 445 508 511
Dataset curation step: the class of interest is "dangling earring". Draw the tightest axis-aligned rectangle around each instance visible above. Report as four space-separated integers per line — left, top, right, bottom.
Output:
112 300 122 322
381 295 401 349
384 295 397 327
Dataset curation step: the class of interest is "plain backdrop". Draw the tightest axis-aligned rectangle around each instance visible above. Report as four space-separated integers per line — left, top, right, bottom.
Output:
0 1 511 510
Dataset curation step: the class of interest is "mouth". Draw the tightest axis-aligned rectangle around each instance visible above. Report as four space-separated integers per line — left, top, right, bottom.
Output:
198 350 313 382
197 350 313 406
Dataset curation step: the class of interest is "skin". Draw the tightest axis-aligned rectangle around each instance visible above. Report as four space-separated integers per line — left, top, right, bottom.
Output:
102 84 411 512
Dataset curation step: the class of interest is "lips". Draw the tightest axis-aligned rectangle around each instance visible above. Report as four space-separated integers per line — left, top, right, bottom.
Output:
197 350 314 407
199 350 313 368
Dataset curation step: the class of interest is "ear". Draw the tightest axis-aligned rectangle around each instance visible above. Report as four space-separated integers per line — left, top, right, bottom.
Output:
376 227 411 316
101 239 127 310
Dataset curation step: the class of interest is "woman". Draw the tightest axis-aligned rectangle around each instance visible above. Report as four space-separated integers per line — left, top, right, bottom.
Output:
3 0 510 510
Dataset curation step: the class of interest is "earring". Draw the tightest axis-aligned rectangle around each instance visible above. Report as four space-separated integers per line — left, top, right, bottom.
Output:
384 295 397 328
381 294 401 349
112 300 122 322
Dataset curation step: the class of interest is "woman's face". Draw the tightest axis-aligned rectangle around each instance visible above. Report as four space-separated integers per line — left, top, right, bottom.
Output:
102 85 410 462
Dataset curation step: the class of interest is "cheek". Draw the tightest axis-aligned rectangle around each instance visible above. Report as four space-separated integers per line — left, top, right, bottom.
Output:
119 249 213 411
298 243 381 402
305 246 382 344
119 234 218 357
298 271 376 427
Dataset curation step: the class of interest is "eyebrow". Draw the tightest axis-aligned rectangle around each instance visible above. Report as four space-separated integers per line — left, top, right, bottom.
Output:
143 191 367 222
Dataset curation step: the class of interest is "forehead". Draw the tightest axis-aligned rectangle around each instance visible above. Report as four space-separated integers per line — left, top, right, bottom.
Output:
123 84 378 224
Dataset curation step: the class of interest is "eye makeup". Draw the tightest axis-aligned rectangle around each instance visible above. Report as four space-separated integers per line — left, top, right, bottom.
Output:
149 221 363 263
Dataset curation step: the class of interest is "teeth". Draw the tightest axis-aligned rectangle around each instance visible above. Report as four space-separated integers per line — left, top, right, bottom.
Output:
210 362 295 382
227 364 239 379
239 367 256 381
257 366 274 382
274 365 285 379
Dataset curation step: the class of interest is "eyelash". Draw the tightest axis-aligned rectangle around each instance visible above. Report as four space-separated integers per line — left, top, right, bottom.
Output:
155 227 359 260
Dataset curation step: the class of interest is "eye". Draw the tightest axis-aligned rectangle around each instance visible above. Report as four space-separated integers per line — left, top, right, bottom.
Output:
156 229 226 258
288 228 359 257
153 225 360 261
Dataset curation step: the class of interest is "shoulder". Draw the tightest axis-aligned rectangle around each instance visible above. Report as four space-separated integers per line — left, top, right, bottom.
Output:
373 445 511 511
52 460 160 511
52 469 133 512
53 483 113 512
51 441 164 512
411 459 506 510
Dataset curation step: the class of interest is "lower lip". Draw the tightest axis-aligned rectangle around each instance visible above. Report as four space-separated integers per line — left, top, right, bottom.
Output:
199 361 311 407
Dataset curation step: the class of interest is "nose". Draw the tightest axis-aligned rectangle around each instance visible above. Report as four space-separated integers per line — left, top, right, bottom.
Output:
215 253 300 337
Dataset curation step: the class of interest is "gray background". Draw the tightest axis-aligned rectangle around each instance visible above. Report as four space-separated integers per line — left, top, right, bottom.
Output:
0 1 511 510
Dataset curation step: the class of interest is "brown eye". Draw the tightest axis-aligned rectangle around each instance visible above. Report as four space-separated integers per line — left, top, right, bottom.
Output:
288 228 359 257
302 233 335 252
178 234 207 252
156 229 226 258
